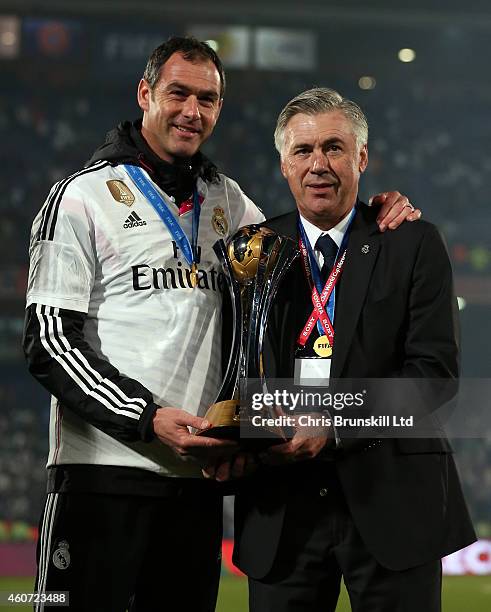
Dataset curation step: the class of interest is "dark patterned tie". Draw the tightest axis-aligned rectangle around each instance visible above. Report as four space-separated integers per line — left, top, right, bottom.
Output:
315 233 338 281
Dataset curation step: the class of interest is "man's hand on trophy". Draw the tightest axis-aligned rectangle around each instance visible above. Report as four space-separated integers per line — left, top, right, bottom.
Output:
153 407 238 460
369 191 421 232
257 413 334 466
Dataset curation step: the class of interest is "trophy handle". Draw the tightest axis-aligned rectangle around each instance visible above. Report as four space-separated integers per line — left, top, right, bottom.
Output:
213 239 242 403
245 238 271 381
244 234 300 383
256 238 300 382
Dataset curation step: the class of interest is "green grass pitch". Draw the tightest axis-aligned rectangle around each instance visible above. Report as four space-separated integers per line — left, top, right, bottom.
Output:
1 576 490 610
217 575 491 611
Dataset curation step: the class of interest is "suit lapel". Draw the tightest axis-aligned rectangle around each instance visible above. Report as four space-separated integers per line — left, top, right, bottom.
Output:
263 211 307 375
331 206 381 379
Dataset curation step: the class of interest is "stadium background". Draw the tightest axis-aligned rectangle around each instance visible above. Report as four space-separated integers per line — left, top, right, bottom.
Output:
0 0 490 609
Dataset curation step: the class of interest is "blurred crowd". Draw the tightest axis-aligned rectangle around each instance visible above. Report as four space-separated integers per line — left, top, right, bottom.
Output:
0 372 48 530
1 72 491 272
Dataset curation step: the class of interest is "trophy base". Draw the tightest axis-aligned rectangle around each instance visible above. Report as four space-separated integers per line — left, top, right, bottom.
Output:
195 399 289 448
240 422 288 450
195 400 241 440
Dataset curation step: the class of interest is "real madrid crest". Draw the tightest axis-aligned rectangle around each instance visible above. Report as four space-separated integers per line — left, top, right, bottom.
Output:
106 180 135 206
52 539 71 570
212 206 228 236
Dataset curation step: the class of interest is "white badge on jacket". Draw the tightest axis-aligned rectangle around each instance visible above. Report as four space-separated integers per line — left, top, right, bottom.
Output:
294 358 331 387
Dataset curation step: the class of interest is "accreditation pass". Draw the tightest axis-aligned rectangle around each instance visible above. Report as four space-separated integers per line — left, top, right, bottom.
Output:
294 357 331 386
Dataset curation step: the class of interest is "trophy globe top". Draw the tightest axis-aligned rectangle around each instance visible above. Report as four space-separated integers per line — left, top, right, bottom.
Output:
228 225 275 286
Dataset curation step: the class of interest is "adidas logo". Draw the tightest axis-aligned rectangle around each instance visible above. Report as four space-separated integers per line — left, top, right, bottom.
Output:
123 212 147 229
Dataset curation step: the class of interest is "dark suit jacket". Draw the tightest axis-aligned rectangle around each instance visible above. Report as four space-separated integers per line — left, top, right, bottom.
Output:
233 203 476 578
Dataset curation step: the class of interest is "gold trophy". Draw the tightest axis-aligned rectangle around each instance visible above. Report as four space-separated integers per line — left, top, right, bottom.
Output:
196 225 299 445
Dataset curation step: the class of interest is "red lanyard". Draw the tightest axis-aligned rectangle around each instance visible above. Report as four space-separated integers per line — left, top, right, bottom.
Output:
297 237 347 349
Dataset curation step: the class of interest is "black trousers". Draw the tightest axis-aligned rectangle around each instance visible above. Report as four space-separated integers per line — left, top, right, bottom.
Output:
35 489 222 612
249 466 442 612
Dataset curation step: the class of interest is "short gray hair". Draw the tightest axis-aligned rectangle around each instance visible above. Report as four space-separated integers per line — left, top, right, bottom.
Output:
274 87 368 155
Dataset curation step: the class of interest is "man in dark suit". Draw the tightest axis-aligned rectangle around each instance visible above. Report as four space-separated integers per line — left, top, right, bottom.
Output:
231 88 476 611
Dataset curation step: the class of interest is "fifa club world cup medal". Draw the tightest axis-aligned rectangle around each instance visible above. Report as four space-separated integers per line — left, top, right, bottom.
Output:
212 207 228 236
314 335 332 357
195 225 300 447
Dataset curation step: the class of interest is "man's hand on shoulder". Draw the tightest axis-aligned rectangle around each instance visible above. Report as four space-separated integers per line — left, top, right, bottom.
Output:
153 407 237 462
369 191 422 232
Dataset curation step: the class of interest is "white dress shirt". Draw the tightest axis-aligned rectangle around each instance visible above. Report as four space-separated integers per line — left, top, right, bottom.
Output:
294 207 355 388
